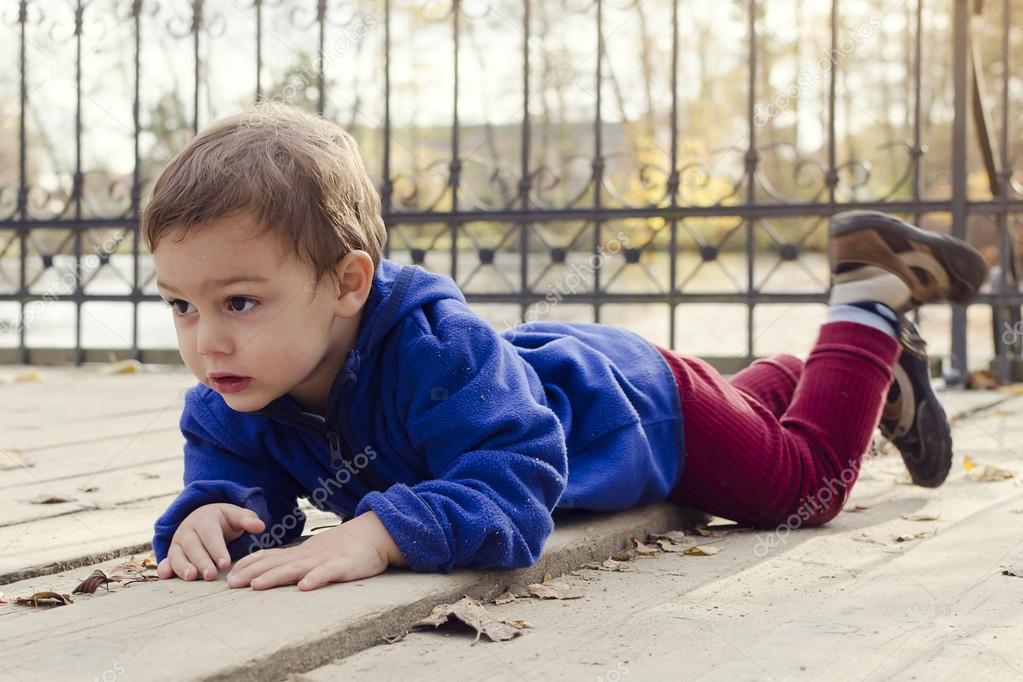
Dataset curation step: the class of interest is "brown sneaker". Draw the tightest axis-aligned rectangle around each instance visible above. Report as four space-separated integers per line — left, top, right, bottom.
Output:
829 211 989 313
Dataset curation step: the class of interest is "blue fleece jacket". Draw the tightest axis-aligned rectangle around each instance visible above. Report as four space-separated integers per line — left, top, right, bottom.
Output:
152 258 685 573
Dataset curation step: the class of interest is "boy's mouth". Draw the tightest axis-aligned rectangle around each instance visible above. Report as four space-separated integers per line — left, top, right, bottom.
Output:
208 372 253 394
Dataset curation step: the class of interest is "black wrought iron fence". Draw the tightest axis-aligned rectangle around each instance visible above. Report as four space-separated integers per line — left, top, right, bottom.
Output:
0 0 1021 383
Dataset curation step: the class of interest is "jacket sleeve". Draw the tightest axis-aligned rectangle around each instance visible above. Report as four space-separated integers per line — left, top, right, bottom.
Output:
152 388 306 563
354 311 569 573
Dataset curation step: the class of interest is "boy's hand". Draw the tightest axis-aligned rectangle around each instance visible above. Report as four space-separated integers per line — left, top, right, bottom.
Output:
157 503 266 582
226 511 404 591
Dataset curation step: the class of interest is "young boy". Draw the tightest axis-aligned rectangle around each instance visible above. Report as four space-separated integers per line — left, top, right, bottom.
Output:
149 104 988 591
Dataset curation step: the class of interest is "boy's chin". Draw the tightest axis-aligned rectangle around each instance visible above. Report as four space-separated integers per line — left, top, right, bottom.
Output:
216 387 272 412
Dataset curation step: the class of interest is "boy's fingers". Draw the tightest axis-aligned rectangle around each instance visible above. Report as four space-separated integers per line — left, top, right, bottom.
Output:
167 542 197 581
194 522 231 572
178 529 219 581
157 557 173 579
222 506 265 536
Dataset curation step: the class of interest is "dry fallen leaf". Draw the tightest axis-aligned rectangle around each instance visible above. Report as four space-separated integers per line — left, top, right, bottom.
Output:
1001 567 1023 578
0 448 33 471
655 538 689 553
649 530 687 544
692 525 729 538
966 369 999 390
580 558 629 572
526 582 585 600
382 632 407 644
411 596 530 643
901 512 941 522
845 504 871 513
117 554 158 573
610 547 636 562
13 591 73 607
493 590 518 605
630 536 661 557
99 359 142 375
29 493 76 504
894 531 932 543
683 546 721 556
963 456 1015 482
72 569 120 595
14 370 41 383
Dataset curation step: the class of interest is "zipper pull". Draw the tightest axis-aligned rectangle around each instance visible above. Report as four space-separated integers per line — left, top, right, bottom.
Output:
326 430 345 468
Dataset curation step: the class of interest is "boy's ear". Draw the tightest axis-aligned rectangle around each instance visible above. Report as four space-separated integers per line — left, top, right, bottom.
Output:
330 250 373 319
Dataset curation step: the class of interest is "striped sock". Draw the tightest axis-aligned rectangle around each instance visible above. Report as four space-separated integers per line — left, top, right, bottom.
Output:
826 301 901 337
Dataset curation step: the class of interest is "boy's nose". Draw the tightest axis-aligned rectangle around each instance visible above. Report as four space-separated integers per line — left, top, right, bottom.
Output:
196 320 234 357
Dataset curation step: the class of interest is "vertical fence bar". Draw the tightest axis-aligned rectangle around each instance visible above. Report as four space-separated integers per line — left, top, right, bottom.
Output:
449 0 461 284
744 0 758 362
255 0 263 100
17 0 28 364
131 0 142 360
73 0 84 365
381 0 392 259
317 0 326 116
519 0 530 324
950 0 969 384
668 0 679 349
593 0 604 325
192 0 201 133
994 0 1012 382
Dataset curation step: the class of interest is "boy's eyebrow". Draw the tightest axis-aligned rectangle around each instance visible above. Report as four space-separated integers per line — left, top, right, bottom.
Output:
156 275 271 294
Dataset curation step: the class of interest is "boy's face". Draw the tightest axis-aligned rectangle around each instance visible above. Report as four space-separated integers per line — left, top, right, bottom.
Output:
153 213 370 414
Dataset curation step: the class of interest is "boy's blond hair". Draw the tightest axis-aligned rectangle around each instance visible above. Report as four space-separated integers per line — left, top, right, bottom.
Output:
142 103 387 285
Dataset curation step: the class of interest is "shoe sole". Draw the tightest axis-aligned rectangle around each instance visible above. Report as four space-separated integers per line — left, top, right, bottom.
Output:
829 210 989 304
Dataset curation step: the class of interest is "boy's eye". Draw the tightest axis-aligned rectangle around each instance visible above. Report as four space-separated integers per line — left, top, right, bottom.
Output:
166 299 196 316
227 296 258 313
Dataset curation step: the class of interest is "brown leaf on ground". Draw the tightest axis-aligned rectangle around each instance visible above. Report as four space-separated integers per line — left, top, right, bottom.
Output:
966 369 999 390
655 538 689 553
493 590 518 605
610 547 636 562
99 359 142 375
13 591 73 607
692 525 729 538
117 555 158 573
1001 567 1023 578
29 493 76 504
580 558 629 572
630 536 661 557
72 569 121 594
900 512 941 522
649 530 687 544
963 456 1015 482
894 531 932 543
382 632 407 644
526 582 585 600
0 448 33 471
683 546 721 556
121 575 160 586
411 596 531 643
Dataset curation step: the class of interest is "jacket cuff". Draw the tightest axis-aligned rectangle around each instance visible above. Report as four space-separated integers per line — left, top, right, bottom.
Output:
354 486 453 573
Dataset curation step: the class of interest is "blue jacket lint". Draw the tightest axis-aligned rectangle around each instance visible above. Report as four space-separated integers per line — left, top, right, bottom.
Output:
152 258 685 573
